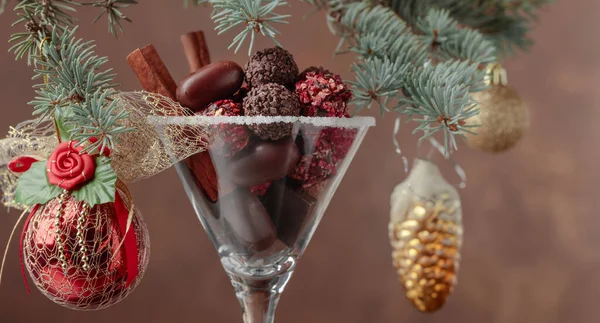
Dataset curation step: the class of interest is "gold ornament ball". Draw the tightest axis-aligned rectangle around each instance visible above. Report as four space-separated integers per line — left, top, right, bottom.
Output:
465 85 529 153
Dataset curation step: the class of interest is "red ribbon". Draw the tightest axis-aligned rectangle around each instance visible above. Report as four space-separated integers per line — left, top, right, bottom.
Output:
114 192 139 288
19 205 39 294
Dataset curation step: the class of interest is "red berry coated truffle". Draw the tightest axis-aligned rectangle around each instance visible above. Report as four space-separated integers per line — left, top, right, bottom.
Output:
250 181 272 197
295 67 352 117
202 100 249 157
290 118 357 188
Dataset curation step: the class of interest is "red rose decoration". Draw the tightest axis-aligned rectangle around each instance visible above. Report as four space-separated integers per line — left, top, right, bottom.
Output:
47 141 95 190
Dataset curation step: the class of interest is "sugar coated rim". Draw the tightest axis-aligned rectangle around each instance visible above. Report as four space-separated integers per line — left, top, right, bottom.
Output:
147 116 376 128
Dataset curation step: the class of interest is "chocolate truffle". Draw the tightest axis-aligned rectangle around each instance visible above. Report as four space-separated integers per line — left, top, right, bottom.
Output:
243 83 301 140
245 47 299 88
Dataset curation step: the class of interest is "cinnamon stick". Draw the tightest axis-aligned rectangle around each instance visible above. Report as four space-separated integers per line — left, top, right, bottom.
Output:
126 42 219 201
127 45 178 100
181 31 211 74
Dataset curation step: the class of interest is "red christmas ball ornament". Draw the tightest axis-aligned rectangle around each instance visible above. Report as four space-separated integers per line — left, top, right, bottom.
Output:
202 100 250 157
21 190 150 310
295 67 352 117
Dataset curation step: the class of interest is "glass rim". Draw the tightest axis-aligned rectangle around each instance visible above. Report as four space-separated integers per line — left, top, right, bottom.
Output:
147 115 376 129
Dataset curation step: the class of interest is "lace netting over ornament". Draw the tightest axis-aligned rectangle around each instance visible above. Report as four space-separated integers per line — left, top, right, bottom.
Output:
0 92 210 209
0 119 58 209
22 188 150 311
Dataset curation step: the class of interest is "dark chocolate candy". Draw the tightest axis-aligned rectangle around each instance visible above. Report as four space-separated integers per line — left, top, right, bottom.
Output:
219 188 277 252
176 61 244 112
228 139 300 187
262 179 317 247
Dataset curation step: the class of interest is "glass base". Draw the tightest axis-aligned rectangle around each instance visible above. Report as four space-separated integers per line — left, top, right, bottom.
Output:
227 252 295 323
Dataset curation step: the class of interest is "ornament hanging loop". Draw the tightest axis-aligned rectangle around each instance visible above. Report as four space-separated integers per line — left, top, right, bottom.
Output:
416 137 467 189
485 63 508 86
392 116 466 189
392 116 409 174
38 37 63 143
39 37 51 87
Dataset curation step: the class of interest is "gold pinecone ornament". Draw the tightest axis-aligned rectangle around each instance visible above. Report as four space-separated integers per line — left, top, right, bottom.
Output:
389 159 463 313
465 64 529 153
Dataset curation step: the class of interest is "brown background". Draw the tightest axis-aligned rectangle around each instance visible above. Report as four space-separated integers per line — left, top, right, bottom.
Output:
1 1 599 322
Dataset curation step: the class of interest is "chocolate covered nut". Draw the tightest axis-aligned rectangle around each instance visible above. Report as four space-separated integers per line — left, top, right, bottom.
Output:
176 61 244 112
228 139 300 187
263 179 317 247
220 188 277 252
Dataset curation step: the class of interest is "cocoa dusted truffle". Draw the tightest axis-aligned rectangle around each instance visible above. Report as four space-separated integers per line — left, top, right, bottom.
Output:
295 67 352 117
245 47 299 88
202 100 249 157
243 83 301 140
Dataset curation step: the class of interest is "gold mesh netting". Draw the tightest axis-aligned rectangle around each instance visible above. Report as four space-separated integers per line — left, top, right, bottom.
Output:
0 91 209 209
389 192 463 313
110 91 208 183
22 188 150 311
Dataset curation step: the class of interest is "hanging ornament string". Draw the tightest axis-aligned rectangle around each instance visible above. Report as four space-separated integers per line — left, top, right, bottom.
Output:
392 117 409 174
392 116 467 189
0 206 31 287
112 179 139 287
39 37 62 144
420 137 467 189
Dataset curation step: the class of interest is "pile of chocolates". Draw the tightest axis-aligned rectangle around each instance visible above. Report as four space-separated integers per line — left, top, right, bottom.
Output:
176 47 356 252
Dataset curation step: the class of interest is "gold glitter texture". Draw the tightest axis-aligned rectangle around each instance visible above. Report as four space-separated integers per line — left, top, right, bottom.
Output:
389 193 463 313
465 64 529 153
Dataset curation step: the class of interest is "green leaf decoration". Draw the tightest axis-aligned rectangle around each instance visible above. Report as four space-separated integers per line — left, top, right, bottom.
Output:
54 108 74 142
72 156 117 207
15 161 62 206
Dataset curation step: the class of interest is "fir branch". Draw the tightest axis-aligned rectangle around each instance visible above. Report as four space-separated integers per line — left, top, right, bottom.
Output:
68 90 133 154
183 0 205 6
390 0 554 55
83 0 137 36
34 27 116 100
207 0 291 55
348 56 409 114
9 0 79 64
9 0 137 64
400 61 483 151
29 84 70 121
316 2 497 154
27 27 133 153
1 0 8 14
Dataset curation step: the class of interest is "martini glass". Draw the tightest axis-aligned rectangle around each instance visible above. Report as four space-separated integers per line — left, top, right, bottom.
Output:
150 115 375 322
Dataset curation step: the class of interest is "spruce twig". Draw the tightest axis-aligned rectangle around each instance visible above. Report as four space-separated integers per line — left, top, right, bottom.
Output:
29 27 132 153
207 0 291 55
7 0 138 153
83 0 137 36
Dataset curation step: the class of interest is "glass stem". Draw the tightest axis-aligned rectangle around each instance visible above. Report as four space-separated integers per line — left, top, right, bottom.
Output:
231 270 294 323
237 287 281 323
